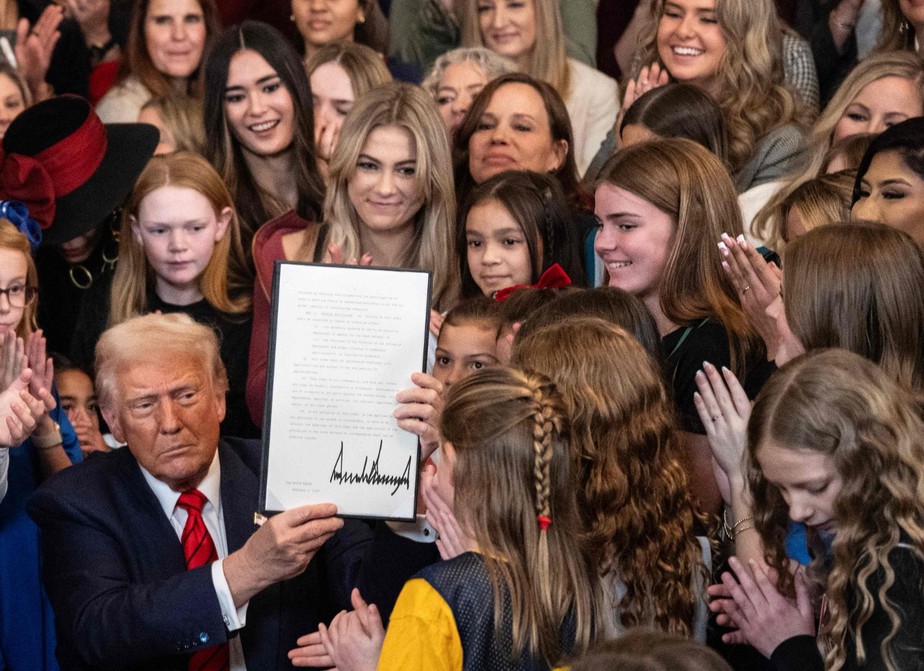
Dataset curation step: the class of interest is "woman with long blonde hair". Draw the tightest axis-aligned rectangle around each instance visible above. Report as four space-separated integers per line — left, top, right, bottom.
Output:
631 0 807 191
246 82 459 425
513 318 708 640
713 349 924 671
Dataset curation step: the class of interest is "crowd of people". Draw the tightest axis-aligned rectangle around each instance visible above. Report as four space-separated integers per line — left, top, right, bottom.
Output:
1 0 923 669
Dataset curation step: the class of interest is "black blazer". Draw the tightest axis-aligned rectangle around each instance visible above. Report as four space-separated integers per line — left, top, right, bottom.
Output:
28 437 370 671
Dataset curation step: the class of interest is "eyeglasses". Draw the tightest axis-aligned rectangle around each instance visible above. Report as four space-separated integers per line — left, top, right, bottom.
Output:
0 284 38 308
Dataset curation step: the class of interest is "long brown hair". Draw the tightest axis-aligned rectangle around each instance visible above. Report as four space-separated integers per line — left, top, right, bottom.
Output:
110 152 252 326
782 222 924 391
748 349 924 671
513 319 705 636
595 138 763 377
441 367 602 666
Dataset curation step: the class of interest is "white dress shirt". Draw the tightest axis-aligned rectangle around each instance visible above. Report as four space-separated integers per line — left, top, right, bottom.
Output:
140 451 249 670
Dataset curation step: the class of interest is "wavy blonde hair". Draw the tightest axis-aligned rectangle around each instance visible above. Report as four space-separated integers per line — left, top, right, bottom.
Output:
595 138 763 378
748 349 924 671
635 0 804 174
751 170 855 250
304 41 392 97
458 0 570 95
110 152 253 327
442 366 602 665
323 82 459 311
513 318 705 636
751 51 924 243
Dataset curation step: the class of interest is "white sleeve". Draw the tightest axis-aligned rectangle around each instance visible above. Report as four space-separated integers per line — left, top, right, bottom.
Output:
212 559 249 631
0 447 8 503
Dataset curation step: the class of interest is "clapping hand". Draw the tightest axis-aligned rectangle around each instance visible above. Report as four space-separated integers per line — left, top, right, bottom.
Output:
422 462 475 560
14 5 63 100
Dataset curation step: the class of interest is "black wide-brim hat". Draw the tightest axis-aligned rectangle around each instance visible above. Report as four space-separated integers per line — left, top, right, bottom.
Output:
0 95 158 247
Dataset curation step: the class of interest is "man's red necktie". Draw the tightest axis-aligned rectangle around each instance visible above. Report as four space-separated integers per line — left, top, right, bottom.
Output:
177 490 231 671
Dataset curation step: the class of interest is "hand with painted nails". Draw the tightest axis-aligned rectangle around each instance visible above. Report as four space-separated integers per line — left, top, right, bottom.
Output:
718 233 782 360
693 362 751 502
708 557 815 657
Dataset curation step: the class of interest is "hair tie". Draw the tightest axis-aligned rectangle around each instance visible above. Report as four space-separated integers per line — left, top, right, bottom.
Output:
0 200 42 252
537 515 552 531
493 264 572 302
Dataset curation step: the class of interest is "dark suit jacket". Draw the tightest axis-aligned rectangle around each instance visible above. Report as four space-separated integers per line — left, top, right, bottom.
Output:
28 437 371 671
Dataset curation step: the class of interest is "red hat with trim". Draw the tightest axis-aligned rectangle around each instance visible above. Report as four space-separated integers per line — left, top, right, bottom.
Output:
0 95 157 247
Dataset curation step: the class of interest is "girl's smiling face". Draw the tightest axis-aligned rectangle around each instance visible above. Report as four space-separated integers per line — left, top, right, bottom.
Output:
465 198 534 296
594 182 675 310
132 185 231 305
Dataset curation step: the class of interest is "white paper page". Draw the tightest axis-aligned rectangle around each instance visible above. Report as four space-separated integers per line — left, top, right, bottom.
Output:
262 262 430 520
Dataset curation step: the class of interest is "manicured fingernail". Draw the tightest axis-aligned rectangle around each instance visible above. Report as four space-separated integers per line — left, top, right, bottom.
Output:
721 261 730 271
736 234 746 244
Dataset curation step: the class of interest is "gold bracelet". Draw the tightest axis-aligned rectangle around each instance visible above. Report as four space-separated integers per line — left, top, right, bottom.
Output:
733 525 756 539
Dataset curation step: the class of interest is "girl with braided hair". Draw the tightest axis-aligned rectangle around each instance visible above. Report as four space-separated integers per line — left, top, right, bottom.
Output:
513 318 709 641
374 366 602 669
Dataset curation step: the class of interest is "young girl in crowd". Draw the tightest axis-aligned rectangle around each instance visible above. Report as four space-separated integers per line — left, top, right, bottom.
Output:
0 217 81 671
96 0 221 122
514 319 708 640
301 367 602 670
305 42 393 182
458 170 588 298
594 138 769 516
432 297 501 389
52 354 113 457
71 152 256 437
750 170 855 251
629 0 807 192
421 47 518 137
711 349 924 671
204 21 326 247
246 82 459 425
851 116 924 246
458 0 619 176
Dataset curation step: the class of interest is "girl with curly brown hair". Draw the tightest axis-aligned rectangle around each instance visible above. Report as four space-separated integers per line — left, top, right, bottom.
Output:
513 318 709 641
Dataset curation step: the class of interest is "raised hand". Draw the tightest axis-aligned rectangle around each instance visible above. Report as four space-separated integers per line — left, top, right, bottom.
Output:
0 332 26 392
394 372 443 462
422 462 475 560
0 369 45 447
14 6 63 99
64 0 112 47
24 330 55 415
319 589 383 671
620 63 670 124
325 244 374 267
693 362 751 498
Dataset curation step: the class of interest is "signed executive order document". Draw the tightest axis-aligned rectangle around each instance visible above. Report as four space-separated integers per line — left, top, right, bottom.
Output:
260 261 431 521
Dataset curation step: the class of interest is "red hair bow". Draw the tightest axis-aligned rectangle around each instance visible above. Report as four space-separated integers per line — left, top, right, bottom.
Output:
492 264 572 302
0 150 56 230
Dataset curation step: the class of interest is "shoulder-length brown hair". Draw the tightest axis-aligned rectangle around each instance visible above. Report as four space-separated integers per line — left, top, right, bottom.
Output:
453 73 584 210
782 222 924 391
120 0 221 98
595 137 763 377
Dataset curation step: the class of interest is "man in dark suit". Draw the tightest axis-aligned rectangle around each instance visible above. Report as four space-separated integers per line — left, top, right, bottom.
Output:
29 312 369 670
